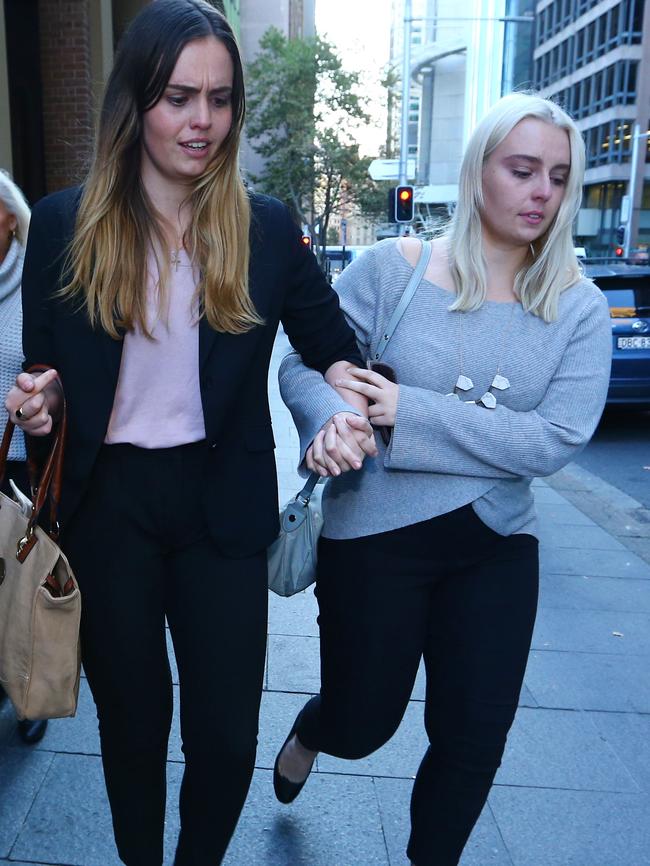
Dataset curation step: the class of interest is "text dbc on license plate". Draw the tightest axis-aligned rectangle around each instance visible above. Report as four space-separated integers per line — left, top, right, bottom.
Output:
617 336 650 349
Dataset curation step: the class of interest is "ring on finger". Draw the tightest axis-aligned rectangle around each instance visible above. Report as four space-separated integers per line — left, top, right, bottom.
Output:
15 406 25 420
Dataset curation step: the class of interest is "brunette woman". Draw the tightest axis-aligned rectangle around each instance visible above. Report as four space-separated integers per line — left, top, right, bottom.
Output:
4 2 374 863
275 93 612 866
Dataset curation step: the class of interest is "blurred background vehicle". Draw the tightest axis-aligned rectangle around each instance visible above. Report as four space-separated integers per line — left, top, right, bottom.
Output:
586 263 650 409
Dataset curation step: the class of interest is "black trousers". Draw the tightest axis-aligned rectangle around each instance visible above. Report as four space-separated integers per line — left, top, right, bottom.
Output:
296 504 539 866
62 443 268 866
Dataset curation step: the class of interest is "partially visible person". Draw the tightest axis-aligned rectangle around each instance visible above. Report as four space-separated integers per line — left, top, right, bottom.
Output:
275 92 612 866
0 170 48 745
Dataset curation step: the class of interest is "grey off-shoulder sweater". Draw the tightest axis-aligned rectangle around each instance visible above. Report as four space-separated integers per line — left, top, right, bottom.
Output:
278 239 612 540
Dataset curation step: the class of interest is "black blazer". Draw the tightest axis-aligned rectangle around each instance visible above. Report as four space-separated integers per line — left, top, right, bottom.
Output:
21 187 361 557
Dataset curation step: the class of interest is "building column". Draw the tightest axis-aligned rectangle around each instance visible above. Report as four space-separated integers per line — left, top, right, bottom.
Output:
628 0 650 249
37 0 94 192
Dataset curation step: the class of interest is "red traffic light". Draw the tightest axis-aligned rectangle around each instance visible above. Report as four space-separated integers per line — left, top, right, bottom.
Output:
615 246 624 257
300 234 311 247
394 185 414 223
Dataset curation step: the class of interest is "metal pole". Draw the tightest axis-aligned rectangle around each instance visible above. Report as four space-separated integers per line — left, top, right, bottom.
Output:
399 0 412 187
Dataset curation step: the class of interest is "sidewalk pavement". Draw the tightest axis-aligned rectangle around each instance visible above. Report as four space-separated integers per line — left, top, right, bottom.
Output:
1 327 650 866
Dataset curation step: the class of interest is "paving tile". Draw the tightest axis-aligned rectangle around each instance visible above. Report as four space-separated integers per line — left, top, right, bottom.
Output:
532 608 650 654
12 753 184 866
539 547 650 579
589 711 650 794
266 634 322 693
539 573 650 612
31 677 100 757
518 683 538 708
535 501 597 527
224 768 390 865
0 747 54 858
0 861 51 865
166 627 179 685
410 658 426 701
268 586 319 638
167 684 183 763
256 689 316 772
10 753 120 866
375 776 513 866
524 649 650 712
489 787 650 866
537 523 627 551
495 707 639 792
318 700 428 779
531 486 569 505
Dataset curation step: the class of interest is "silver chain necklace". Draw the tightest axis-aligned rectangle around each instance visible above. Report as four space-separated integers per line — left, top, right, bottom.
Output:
446 303 517 409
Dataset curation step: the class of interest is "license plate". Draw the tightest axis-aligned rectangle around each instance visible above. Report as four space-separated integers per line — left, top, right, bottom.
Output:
617 336 650 349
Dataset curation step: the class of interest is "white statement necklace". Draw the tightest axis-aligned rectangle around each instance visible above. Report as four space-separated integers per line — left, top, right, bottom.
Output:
446 303 517 409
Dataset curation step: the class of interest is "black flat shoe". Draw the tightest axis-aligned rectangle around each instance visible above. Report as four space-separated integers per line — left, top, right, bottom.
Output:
17 718 48 745
273 712 315 804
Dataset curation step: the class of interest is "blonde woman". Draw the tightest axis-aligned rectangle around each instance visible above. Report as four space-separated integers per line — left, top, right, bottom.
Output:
275 93 612 866
4 1 371 863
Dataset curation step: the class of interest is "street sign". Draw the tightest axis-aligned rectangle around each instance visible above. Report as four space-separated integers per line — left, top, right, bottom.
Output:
340 218 347 245
368 158 416 181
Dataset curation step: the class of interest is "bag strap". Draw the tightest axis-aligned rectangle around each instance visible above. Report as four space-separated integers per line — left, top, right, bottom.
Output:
296 471 320 506
371 239 432 363
0 364 67 550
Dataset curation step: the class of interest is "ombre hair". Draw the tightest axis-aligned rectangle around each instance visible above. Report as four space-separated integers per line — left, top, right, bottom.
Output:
447 92 585 322
0 170 30 246
63 0 260 338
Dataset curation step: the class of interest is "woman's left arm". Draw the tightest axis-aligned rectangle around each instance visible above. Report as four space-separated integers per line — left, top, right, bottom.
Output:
279 209 363 374
338 293 613 479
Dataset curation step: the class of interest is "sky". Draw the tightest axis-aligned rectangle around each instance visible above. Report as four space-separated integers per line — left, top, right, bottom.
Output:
315 0 393 158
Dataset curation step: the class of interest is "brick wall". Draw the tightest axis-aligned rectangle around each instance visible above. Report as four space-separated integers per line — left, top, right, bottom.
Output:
38 0 94 192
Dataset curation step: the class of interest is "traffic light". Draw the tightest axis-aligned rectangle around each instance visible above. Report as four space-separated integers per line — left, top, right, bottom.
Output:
300 234 312 249
615 224 626 245
395 185 414 223
615 246 624 257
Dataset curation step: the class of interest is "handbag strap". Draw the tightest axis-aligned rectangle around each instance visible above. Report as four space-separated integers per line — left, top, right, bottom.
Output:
296 471 320 506
371 239 432 362
0 365 67 547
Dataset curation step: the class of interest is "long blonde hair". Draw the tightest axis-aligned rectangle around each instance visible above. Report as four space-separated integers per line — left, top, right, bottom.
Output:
448 92 585 322
62 0 261 338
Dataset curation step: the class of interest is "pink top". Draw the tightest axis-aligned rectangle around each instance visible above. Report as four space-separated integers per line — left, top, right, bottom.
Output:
105 249 206 448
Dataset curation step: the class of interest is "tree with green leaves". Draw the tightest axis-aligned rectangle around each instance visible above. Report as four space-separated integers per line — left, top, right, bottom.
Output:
245 28 384 259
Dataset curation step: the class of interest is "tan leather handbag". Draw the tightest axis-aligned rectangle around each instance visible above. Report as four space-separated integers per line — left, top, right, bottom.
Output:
0 373 81 720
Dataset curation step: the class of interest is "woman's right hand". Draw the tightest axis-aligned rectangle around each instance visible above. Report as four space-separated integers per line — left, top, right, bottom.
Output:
306 412 378 477
5 369 61 436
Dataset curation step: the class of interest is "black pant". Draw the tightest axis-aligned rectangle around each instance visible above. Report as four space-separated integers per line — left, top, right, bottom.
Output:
296 504 539 866
62 443 268 866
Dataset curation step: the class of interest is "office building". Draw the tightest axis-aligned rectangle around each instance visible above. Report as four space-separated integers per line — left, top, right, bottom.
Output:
533 0 650 255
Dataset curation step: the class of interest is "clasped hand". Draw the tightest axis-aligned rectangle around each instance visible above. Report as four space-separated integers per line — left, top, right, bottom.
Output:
306 412 378 478
335 367 399 428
